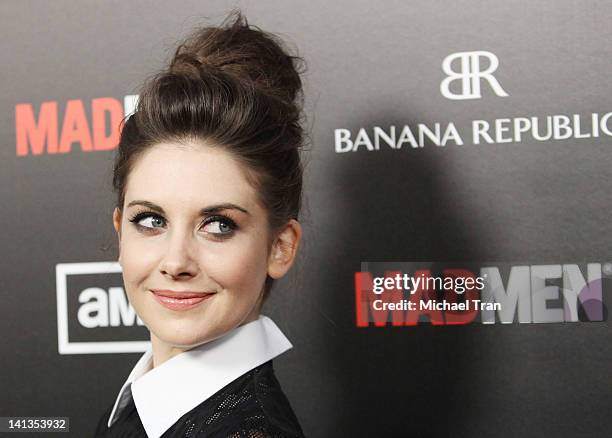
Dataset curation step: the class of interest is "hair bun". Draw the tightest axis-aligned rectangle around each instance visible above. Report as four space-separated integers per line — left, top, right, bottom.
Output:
168 10 304 106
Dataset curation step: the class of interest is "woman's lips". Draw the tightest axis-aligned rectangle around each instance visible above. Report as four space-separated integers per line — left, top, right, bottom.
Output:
150 289 214 298
150 290 214 311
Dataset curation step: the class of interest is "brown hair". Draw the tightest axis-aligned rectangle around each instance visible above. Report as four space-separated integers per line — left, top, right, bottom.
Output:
112 10 306 299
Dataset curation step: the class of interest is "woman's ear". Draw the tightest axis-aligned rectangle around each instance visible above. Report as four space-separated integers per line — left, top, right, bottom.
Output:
267 219 302 279
113 207 122 263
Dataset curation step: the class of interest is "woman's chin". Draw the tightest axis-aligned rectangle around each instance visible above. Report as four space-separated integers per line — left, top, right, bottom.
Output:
151 321 230 349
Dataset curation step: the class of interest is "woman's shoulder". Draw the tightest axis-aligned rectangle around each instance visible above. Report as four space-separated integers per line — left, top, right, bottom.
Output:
167 360 305 438
247 360 305 437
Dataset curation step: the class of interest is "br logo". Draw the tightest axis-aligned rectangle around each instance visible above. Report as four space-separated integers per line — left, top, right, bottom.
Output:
440 51 508 100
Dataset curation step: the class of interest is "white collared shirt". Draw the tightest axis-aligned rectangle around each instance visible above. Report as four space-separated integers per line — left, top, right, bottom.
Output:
106 315 293 438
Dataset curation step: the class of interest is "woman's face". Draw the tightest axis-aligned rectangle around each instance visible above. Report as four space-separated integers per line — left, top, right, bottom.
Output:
113 142 276 351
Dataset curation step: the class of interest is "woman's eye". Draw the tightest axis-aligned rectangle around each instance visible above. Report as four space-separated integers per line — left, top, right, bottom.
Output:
131 214 165 229
202 219 235 235
138 216 164 228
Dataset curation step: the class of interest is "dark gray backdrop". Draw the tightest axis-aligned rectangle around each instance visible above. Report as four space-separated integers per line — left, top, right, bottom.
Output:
1 0 610 437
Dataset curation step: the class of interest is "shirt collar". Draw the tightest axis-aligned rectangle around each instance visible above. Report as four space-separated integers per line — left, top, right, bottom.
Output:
106 315 293 438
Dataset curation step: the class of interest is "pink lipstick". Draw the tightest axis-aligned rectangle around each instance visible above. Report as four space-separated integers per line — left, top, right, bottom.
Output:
150 289 214 311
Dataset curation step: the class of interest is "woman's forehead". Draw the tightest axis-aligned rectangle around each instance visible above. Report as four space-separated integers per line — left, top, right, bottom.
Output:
125 143 259 211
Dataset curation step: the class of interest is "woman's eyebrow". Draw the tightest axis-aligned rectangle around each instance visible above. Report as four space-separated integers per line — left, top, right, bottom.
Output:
126 200 250 215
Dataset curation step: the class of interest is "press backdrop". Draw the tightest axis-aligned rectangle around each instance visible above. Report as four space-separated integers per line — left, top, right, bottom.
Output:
1 1 610 437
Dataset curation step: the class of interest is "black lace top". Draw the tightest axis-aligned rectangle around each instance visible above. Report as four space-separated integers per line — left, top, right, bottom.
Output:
94 360 305 437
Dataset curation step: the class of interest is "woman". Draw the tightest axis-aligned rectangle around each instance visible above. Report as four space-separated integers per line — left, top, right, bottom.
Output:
95 10 306 438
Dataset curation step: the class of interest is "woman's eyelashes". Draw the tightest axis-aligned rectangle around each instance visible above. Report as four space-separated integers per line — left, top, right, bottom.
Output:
127 211 168 231
203 216 237 236
127 210 238 237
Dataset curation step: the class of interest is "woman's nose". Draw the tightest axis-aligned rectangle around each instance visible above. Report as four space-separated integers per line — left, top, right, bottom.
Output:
159 229 198 279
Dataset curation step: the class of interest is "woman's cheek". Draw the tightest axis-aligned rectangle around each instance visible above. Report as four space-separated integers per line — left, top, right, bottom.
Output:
207 238 268 292
121 239 156 291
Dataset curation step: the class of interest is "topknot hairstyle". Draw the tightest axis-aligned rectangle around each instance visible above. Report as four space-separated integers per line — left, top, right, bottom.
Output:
112 10 307 299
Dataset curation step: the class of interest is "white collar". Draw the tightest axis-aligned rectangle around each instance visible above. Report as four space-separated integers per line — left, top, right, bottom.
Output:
106 315 293 438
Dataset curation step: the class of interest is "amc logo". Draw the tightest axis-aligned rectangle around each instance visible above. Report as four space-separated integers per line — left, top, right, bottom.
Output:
56 262 149 355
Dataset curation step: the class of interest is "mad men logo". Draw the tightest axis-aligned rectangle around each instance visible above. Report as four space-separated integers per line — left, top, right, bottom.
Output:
15 95 138 157
56 262 149 354
355 262 609 327
440 51 508 100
